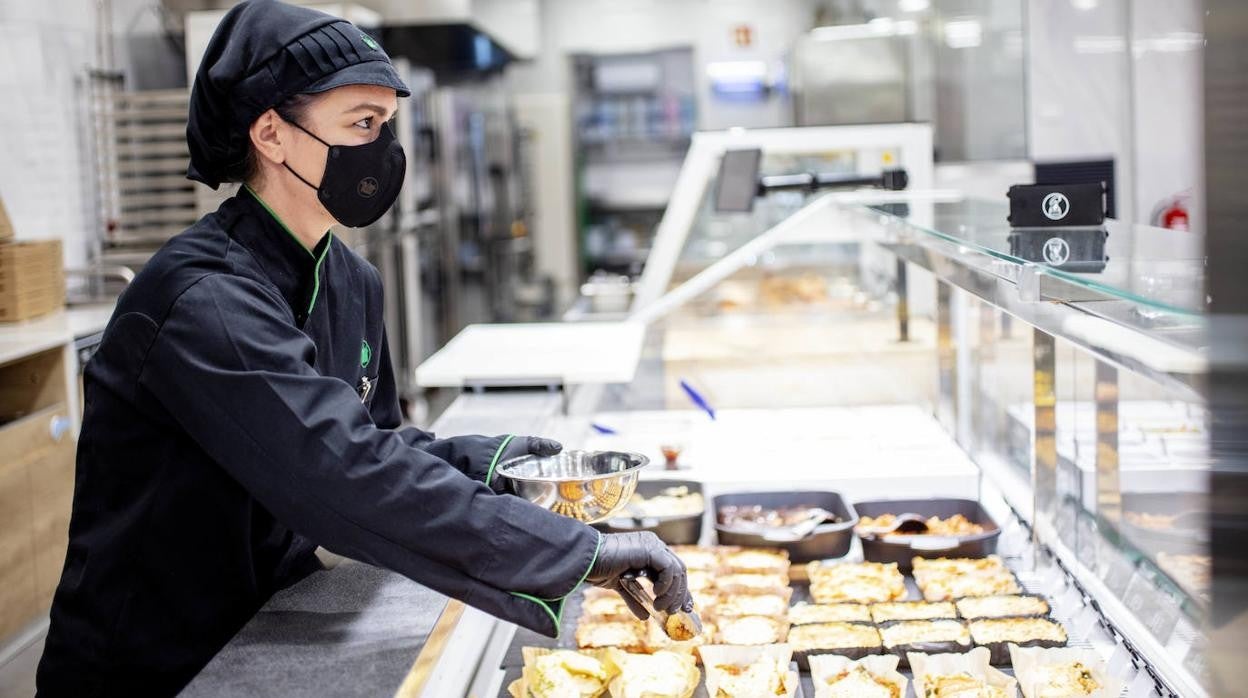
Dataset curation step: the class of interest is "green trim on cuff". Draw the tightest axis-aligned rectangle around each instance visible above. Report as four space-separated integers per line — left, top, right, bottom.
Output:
508 531 602 638
484 434 516 487
509 593 566 639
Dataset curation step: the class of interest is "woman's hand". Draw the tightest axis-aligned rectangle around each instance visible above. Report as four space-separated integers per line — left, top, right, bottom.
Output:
586 532 692 620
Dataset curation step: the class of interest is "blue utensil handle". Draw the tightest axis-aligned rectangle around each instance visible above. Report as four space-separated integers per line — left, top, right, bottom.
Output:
679 379 716 421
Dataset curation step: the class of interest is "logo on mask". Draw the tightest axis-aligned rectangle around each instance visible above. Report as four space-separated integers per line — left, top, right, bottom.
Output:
358 177 379 198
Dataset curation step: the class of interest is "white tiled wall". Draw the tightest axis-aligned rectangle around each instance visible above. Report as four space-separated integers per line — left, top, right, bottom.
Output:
0 0 97 269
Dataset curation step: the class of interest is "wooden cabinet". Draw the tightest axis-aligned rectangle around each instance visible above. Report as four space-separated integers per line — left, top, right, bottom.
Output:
0 348 74 641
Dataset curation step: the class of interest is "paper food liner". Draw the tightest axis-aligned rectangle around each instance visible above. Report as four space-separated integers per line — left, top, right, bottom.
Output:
1009 644 1126 698
510 647 622 698
908 647 1019 697
700 644 799 698
606 650 700 698
807 654 908 698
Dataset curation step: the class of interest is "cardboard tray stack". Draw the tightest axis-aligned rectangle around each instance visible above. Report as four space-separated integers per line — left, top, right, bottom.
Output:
0 196 65 322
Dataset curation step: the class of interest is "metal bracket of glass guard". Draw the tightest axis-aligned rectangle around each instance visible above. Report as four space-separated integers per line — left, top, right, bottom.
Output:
462 376 568 413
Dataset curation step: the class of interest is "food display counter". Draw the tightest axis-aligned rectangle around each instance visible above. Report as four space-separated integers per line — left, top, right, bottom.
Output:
186 126 1211 697
415 170 1208 694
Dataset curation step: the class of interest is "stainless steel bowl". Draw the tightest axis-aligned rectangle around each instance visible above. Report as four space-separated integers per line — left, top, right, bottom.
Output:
496 450 649 523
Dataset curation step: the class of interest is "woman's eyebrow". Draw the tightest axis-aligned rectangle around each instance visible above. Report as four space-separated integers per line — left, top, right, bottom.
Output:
342 102 394 117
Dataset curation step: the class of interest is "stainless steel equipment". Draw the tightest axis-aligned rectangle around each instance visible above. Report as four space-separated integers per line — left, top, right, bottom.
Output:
792 32 910 126
495 450 649 523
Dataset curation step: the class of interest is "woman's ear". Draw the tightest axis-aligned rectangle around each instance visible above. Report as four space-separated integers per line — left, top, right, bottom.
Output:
249 109 286 166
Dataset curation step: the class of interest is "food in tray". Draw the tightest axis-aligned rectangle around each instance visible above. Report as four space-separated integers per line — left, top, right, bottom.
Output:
671 546 723 571
808 655 907 698
509 648 619 698
955 595 1051 620
1009 645 1124 698
909 647 1018 698
712 592 791 619
919 672 1012 697
912 557 1020 601
870 601 958 623
787 621 883 656
718 504 840 530
807 561 907 604
645 616 715 655
857 513 987 538
714 615 789 645
627 486 705 518
701 645 798 698
912 556 1010 576
687 570 717 593
575 619 649 653
716 573 791 595
968 617 1067 645
789 602 872 625
607 650 700 698
1157 552 1212 597
1123 511 1178 531
878 620 971 655
969 617 1068 664
581 594 636 622
722 548 791 575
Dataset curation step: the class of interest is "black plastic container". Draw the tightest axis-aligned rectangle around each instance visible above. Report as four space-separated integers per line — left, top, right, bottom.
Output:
593 479 703 545
854 498 1001 573
713 491 858 563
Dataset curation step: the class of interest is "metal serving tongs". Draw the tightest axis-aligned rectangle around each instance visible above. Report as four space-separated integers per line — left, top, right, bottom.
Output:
859 513 930 539
617 573 704 641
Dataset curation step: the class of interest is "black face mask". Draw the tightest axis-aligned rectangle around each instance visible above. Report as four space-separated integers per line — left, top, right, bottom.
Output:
282 117 406 228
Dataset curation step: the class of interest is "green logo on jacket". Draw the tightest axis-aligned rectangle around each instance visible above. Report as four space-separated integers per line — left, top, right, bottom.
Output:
361 340 372 368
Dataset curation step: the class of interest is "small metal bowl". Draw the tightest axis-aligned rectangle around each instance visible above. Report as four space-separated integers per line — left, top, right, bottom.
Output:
496 450 649 524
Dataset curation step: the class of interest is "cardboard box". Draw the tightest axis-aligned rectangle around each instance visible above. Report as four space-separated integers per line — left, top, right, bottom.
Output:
0 196 13 242
0 240 65 322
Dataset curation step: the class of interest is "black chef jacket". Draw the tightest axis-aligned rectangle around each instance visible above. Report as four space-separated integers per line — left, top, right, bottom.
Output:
36 187 601 697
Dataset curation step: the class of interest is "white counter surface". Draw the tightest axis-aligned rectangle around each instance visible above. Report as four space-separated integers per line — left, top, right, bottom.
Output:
0 303 114 367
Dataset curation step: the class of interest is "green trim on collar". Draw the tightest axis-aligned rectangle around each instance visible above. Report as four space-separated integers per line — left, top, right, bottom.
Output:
308 239 331 316
243 184 333 316
484 434 516 488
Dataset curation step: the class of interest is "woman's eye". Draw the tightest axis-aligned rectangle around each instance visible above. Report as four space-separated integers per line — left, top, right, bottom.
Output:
354 117 374 130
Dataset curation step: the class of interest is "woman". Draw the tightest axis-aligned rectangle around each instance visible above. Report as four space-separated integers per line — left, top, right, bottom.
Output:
35 2 689 695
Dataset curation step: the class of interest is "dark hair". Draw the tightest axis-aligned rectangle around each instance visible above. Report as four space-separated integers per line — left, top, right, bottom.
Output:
225 93 319 185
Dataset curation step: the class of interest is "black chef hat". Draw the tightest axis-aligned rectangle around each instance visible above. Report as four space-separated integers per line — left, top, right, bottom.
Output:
187 0 411 189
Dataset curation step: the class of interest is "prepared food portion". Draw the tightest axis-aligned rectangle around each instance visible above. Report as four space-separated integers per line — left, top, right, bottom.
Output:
789 602 872 625
870 601 958 623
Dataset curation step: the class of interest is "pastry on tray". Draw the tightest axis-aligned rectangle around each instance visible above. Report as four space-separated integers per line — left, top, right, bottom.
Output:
575 619 649 654
606 650 700 698
722 548 791 575
701 645 799 698
955 594 1051 620
714 615 790 646
857 513 986 538
671 546 725 572
687 570 717 593
909 647 1018 698
912 558 1021 602
789 603 872 625
712 592 792 619
968 617 1068 665
869 601 958 623
807 561 907 604
808 655 907 698
878 619 971 665
715 573 791 596
508 647 619 698
1009 645 1126 698
580 593 637 622
787 621 883 668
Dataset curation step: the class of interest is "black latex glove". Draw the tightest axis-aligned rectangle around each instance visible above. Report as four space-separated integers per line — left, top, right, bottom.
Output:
487 436 563 494
586 532 692 620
